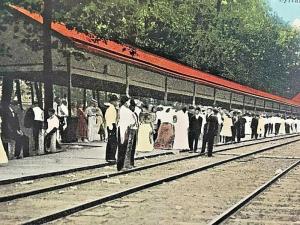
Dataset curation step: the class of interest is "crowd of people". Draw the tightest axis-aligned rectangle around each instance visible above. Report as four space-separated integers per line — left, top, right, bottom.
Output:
0 94 300 170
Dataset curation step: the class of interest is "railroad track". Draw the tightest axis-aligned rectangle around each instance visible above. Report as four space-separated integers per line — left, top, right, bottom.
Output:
0 133 298 203
0 135 299 225
209 160 300 225
1 133 298 187
46 140 299 225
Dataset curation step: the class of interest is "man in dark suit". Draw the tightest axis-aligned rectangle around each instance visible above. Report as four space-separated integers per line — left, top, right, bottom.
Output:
201 107 219 157
187 106 195 151
1 103 29 158
251 114 259 139
189 107 203 153
235 111 246 143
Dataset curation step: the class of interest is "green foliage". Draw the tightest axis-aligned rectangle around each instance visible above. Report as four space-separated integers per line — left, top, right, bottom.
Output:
2 0 300 97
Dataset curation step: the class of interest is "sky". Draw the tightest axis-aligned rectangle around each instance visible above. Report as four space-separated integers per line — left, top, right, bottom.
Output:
267 0 300 28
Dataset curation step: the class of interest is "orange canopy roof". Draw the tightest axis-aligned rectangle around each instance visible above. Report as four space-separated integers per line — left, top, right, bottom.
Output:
10 5 300 107
292 93 300 104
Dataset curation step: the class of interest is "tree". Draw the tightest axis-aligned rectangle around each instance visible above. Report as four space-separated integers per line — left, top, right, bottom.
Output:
1 0 300 98
42 0 53 118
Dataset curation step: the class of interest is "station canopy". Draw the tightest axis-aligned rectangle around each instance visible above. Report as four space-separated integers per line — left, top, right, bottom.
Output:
7 5 300 107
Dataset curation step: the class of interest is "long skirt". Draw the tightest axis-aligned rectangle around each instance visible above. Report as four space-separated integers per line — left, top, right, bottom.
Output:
0 137 8 165
87 117 100 141
136 123 154 152
77 117 88 140
173 124 189 150
279 122 285 135
106 124 117 161
154 123 174 150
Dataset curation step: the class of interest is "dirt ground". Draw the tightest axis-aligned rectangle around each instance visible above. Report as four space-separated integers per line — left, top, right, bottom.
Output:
51 142 300 225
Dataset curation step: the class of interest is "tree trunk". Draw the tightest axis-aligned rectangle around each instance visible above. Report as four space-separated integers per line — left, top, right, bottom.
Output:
43 0 53 120
67 52 72 116
216 0 222 14
1 77 13 107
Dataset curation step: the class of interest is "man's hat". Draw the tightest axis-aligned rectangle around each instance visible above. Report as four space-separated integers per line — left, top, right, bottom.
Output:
213 108 219 113
130 99 136 107
109 94 119 102
120 95 130 105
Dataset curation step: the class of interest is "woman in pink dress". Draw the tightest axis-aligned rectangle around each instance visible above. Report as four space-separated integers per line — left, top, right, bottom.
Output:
76 103 88 142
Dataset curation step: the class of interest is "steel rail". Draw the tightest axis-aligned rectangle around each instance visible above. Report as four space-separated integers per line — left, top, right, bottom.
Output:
215 133 296 147
208 160 300 225
0 151 174 185
1 133 297 186
21 138 300 225
0 135 299 203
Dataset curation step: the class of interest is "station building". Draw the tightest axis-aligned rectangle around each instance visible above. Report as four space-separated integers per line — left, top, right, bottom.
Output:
1 6 300 115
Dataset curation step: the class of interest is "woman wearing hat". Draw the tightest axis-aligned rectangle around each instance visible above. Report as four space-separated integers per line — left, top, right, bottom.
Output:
136 105 154 152
220 111 232 143
154 107 175 150
85 99 100 142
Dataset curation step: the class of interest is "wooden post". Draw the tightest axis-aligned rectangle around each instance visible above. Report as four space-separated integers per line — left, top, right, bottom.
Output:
125 64 130 97
279 104 282 114
15 80 23 110
34 82 43 108
229 92 233 110
30 82 35 105
83 89 87 108
254 98 257 112
67 52 72 116
164 76 168 105
242 95 245 113
192 82 196 106
213 88 216 106
92 90 96 100
104 91 108 102
284 105 287 117
97 90 100 107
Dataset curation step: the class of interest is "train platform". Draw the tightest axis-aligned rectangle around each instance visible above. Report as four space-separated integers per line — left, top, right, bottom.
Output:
0 141 173 183
0 133 293 183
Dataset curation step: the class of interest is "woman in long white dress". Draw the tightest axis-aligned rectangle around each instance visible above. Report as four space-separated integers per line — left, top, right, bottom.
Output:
257 115 265 137
220 113 233 142
173 108 189 150
244 114 252 137
85 100 100 142
279 116 286 135
136 112 154 152
0 117 8 166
